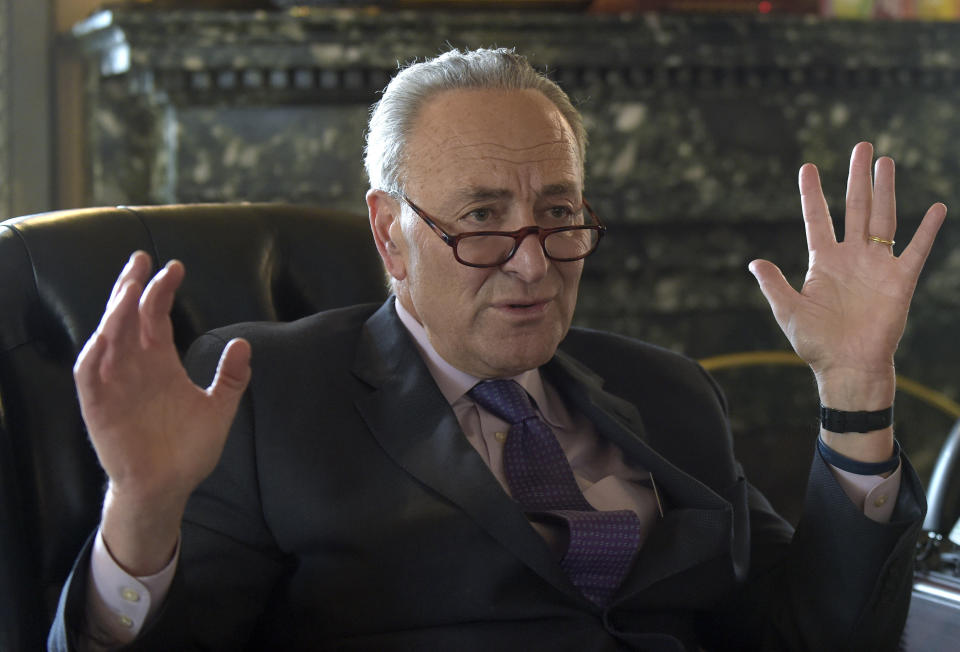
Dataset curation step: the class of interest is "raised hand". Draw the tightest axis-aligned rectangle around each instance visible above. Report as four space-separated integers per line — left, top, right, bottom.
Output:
74 251 251 574
749 142 946 462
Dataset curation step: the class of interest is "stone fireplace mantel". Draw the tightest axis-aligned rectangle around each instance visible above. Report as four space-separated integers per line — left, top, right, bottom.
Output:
71 7 960 521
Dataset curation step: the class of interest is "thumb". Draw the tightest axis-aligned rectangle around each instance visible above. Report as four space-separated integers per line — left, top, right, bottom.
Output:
208 338 252 416
748 259 799 332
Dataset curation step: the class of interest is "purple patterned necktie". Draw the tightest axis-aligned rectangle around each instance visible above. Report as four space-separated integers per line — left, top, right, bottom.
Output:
469 379 641 606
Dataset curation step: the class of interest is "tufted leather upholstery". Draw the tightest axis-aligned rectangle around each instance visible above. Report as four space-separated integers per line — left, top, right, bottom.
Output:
0 203 386 652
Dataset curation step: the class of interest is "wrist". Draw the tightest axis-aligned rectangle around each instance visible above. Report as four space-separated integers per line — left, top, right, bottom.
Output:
818 436 900 476
814 366 896 411
100 485 186 576
819 426 895 464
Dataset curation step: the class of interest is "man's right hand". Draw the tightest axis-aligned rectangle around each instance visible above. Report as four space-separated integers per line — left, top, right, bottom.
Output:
74 251 251 576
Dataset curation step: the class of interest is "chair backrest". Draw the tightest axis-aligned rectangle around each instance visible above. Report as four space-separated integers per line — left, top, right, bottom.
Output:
0 203 386 651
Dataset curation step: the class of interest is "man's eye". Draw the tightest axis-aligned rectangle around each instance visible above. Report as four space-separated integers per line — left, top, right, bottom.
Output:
548 206 575 221
462 208 492 224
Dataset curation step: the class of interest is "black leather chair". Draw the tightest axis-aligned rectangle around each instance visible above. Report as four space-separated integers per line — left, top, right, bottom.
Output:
0 204 386 651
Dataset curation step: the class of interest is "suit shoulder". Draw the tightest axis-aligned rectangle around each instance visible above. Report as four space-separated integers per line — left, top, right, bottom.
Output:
559 326 726 412
561 326 703 376
184 302 381 386
197 302 380 350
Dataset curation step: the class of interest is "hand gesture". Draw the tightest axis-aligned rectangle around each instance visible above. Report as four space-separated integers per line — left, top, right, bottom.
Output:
749 142 945 458
74 251 251 573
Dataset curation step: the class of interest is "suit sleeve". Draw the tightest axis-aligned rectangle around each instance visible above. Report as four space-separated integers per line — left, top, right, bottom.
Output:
557 330 924 651
772 448 923 651
707 414 925 651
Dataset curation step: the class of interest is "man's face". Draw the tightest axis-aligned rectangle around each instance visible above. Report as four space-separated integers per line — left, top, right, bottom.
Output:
371 88 586 379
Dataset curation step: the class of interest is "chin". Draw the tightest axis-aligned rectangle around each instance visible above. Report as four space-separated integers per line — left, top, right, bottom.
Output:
486 338 559 377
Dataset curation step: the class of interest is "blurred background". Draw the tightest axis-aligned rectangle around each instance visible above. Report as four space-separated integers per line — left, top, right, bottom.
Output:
3 0 960 525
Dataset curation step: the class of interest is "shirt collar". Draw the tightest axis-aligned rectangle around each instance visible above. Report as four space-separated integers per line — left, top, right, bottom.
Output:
393 298 557 424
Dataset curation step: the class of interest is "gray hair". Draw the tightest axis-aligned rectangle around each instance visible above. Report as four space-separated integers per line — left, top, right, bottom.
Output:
364 47 587 195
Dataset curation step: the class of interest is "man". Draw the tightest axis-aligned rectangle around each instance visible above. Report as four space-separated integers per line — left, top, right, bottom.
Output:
50 48 945 650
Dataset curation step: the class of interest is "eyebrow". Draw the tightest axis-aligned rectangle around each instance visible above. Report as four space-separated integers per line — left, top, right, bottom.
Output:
539 183 578 198
454 187 511 203
453 183 579 204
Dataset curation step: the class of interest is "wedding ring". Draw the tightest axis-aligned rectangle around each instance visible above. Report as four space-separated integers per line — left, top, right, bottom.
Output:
868 235 895 246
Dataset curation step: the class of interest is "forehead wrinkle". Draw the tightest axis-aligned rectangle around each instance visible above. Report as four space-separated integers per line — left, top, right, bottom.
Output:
464 155 577 168
447 138 572 154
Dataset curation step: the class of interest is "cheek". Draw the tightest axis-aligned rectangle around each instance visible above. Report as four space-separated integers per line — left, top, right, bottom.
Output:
408 250 489 314
560 263 584 299
403 233 442 291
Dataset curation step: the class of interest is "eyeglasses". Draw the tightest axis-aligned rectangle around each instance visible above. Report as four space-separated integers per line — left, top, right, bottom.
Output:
399 194 606 268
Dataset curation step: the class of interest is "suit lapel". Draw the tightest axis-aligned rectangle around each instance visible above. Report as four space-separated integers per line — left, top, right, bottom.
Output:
351 299 580 601
544 352 736 601
351 300 737 606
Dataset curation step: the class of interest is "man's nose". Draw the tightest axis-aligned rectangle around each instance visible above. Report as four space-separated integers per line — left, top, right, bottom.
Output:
501 229 549 282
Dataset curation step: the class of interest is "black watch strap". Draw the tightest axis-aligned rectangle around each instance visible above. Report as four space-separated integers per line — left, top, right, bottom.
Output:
820 404 894 433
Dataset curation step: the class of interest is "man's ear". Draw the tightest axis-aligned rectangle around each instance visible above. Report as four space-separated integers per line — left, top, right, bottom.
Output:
367 189 407 282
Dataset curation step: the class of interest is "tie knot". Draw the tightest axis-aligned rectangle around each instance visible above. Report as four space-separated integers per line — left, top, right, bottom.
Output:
468 380 537 425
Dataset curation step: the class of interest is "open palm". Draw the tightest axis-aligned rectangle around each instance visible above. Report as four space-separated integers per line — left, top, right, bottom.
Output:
750 142 946 406
75 252 251 508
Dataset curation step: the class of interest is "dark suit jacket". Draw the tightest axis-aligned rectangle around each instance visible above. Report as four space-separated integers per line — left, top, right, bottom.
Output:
50 298 925 651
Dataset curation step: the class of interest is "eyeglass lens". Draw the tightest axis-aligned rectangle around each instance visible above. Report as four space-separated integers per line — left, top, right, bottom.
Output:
457 228 599 266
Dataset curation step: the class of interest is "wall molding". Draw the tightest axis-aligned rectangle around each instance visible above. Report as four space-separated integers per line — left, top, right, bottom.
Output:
74 9 960 101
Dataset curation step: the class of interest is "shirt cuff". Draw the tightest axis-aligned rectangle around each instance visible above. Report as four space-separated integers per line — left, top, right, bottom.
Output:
84 526 179 646
828 461 902 524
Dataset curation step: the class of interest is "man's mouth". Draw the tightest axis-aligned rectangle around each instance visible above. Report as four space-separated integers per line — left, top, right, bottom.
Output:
495 299 552 314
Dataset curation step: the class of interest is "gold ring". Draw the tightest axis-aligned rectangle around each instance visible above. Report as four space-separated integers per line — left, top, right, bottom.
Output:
868 235 895 246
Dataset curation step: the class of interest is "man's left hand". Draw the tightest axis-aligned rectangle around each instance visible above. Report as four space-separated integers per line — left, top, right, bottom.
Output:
749 141 946 462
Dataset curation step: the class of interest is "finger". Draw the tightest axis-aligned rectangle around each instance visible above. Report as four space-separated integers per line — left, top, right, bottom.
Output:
139 260 186 345
207 338 252 421
844 141 874 241
900 202 947 276
74 331 108 397
79 254 149 397
108 251 152 308
748 259 800 332
799 163 836 251
98 277 143 348
869 156 897 245
97 281 145 381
